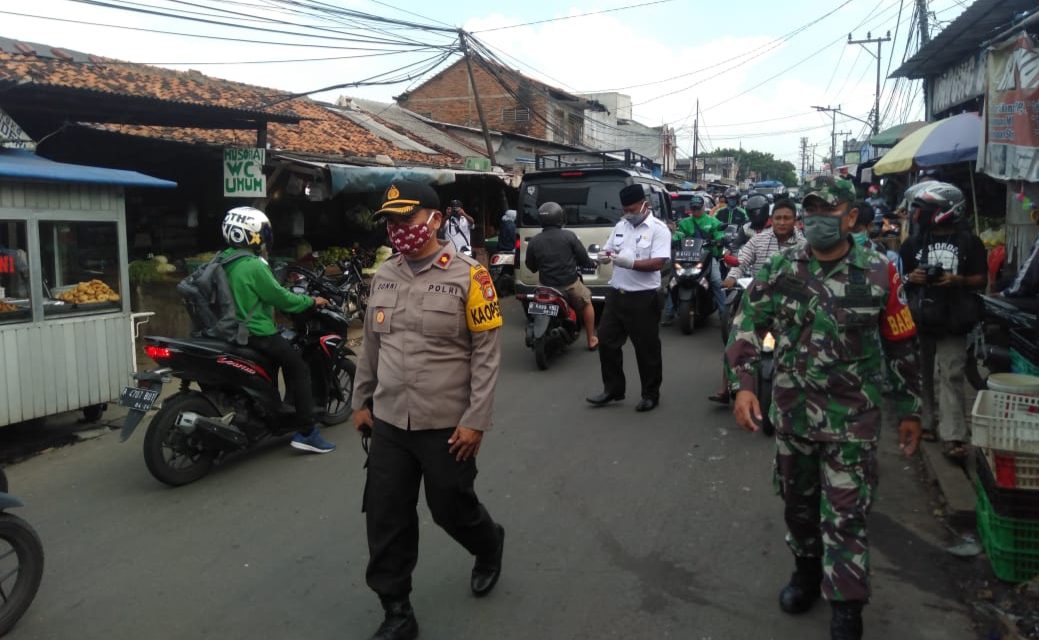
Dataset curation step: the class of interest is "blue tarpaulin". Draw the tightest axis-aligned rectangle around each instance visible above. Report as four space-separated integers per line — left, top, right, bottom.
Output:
0 149 176 188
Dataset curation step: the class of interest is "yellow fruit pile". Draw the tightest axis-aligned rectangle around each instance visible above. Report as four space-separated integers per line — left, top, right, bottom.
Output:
57 280 121 304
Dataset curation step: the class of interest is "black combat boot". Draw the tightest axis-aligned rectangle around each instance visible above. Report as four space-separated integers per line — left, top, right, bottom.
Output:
778 556 822 614
830 601 864 640
370 598 419 640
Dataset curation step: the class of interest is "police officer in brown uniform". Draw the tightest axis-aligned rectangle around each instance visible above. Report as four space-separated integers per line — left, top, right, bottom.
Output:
353 181 505 640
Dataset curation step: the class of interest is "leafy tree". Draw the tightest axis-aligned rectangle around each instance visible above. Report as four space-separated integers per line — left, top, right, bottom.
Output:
705 148 798 186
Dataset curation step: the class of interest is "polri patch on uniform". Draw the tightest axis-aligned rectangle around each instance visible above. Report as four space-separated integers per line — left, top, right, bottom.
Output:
376 310 386 325
467 266 502 332
472 266 496 302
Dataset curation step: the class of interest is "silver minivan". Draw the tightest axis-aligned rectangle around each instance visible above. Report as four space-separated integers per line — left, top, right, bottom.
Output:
515 151 673 304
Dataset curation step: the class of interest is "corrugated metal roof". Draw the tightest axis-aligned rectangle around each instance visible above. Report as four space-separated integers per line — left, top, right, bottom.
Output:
891 0 1035 79
0 148 176 187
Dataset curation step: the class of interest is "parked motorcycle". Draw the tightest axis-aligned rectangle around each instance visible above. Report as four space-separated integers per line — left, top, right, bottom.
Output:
489 249 516 296
966 294 1039 390
669 237 716 334
518 286 580 370
120 265 357 486
0 467 44 637
287 257 368 324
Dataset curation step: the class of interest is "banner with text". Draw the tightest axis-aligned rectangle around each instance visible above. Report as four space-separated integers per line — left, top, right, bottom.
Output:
223 148 266 197
978 33 1039 182
0 108 36 150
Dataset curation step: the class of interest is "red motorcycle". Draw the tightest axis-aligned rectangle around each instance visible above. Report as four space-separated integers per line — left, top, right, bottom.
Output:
518 286 579 370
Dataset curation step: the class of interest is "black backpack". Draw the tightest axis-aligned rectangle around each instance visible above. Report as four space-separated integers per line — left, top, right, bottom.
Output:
177 250 260 345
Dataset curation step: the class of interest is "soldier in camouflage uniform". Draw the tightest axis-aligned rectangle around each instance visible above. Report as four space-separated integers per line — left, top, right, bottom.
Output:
725 176 922 640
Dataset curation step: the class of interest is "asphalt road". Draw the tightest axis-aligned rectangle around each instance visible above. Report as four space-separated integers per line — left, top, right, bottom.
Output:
5 301 976 640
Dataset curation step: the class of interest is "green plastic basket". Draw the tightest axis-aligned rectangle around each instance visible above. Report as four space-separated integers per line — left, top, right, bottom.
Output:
976 479 1039 582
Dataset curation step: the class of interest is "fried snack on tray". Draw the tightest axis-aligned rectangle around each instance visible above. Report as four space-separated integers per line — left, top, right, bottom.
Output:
56 279 121 304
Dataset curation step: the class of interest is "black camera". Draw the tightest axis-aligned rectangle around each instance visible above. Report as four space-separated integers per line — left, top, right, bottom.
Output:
919 263 945 284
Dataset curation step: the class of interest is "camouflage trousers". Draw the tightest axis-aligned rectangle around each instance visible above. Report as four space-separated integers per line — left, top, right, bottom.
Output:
774 435 878 602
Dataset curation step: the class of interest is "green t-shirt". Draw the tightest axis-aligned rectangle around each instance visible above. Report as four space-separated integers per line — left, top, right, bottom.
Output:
221 248 314 337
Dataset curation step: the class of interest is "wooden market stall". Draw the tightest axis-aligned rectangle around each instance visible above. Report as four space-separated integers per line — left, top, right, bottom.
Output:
0 148 175 427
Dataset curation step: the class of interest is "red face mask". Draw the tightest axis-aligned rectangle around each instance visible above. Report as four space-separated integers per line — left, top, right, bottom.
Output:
387 211 436 256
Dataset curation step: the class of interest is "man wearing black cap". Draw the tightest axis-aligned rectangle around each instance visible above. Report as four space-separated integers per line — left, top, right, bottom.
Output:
352 180 505 640
587 183 671 412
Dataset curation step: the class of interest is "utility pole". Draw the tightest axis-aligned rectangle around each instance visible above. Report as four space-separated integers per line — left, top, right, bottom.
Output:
691 99 699 183
799 136 808 184
848 31 892 135
917 0 931 118
809 144 818 173
458 30 497 165
812 105 840 174
836 130 852 168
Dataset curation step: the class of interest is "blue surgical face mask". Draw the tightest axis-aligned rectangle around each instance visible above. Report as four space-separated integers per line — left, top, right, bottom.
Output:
623 204 648 225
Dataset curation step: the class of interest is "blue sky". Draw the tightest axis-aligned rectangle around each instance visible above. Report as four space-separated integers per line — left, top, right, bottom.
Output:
2 0 970 165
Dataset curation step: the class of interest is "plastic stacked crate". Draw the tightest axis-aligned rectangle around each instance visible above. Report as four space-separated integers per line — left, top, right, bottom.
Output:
971 390 1039 582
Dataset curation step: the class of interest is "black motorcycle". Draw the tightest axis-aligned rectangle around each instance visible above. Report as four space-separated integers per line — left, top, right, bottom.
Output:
120 266 357 486
0 467 44 637
669 237 716 334
489 249 516 296
725 277 775 436
519 286 579 370
966 294 1039 390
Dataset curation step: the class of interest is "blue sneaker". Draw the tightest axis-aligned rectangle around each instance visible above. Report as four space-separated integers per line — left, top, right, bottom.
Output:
291 426 336 454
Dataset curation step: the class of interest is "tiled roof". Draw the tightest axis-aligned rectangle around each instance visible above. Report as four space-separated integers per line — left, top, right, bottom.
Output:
0 41 459 165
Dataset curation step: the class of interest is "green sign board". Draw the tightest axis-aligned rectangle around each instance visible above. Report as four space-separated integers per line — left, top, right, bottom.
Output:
223 148 266 197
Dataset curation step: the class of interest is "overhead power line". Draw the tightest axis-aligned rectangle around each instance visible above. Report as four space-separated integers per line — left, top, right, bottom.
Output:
473 0 676 33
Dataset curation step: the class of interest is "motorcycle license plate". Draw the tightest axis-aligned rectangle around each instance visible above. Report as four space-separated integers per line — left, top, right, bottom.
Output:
675 250 696 261
528 302 559 316
119 386 160 412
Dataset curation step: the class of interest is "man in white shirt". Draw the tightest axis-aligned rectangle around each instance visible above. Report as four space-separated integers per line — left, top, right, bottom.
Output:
586 184 672 412
443 199 474 254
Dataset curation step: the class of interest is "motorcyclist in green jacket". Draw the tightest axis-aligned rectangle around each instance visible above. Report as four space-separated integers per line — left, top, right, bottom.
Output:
671 195 729 327
221 206 335 454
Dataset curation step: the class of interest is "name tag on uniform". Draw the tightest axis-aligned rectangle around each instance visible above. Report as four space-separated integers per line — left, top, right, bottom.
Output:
427 283 461 297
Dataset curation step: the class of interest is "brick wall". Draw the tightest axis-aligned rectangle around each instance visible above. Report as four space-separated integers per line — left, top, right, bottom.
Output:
400 60 563 140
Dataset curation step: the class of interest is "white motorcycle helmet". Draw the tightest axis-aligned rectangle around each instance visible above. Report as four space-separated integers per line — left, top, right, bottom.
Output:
222 206 273 251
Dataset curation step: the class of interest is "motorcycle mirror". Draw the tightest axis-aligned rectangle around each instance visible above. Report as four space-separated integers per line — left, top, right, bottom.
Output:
587 244 600 253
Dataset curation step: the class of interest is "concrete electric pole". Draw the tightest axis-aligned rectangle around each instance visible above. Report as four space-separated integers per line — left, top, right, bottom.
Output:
812 105 840 174
847 31 892 136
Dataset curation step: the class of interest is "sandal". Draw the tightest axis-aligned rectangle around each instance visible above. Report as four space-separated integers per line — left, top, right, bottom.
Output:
587 336 599 351
942 441 969 461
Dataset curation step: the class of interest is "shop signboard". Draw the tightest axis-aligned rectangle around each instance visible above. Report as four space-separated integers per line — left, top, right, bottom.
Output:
0 108 35 150
223 147 266 197
978 33 1039 182
931 52 987 116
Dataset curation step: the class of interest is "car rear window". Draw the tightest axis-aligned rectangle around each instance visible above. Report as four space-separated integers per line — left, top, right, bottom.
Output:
519 179 629 227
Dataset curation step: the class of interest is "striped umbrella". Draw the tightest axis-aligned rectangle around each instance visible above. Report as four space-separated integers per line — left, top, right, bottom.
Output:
873 112 981 175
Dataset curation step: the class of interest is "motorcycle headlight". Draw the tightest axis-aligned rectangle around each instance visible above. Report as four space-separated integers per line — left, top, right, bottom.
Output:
762 332 776 353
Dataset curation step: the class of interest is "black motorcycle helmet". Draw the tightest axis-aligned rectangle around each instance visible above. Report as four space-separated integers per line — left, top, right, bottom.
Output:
724 187 740 208
537 201 566 228
745 194 770 231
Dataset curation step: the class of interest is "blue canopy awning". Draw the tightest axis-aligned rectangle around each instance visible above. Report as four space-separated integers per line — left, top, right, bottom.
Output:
0 149 176 188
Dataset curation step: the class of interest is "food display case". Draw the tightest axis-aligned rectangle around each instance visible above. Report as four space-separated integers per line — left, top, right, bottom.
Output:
0 149 175 427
